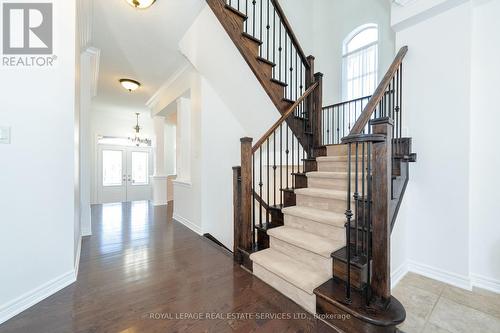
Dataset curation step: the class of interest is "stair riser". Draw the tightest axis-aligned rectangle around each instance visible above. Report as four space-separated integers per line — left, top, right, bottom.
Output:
303 160 318 172
314 146 327 157
296 194 351 213
326 144 359 156
256 59 274 78
307 177 358 191
333 259 368 290
326 145 348 156
293 174 308 189
270 237 332 277
253 263 317 313
284 214 345 241
317 162 364 173
283 190 296 207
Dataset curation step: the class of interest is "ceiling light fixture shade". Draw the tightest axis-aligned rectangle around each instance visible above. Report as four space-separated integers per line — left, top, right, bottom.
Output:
125 0 156 9
120 78 141 92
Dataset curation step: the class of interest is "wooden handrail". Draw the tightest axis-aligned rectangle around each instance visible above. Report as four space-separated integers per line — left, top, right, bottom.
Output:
252 81 319 153
349 46 408 135
322 95 372 110
271 0 310 69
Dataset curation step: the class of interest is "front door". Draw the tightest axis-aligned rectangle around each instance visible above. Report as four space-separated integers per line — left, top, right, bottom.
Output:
97 145 152 203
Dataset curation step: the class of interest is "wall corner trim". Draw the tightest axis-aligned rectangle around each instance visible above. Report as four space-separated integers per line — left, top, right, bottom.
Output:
0 270 77 325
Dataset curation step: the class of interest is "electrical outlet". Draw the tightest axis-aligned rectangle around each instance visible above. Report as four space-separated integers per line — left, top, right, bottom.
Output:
0 126 11 144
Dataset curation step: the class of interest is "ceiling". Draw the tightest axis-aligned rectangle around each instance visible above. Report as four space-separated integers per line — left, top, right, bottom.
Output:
91 0 205 113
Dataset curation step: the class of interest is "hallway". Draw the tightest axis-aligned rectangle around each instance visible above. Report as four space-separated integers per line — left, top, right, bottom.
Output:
0 202 327 333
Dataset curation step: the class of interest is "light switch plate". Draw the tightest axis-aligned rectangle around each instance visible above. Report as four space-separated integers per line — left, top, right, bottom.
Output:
0 126 11 144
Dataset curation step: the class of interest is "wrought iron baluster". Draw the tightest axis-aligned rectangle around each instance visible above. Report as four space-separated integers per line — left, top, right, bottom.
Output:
345 143 353 302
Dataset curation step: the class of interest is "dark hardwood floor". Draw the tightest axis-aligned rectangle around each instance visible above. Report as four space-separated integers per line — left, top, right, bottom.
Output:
0 201 335 333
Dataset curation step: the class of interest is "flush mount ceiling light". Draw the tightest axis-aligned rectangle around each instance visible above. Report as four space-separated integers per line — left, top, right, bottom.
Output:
125 0 156 9
120 79 141 92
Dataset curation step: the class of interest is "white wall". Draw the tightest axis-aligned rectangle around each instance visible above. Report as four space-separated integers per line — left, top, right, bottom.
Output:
180 6 279 140
200 78 246 249
397 1 472 287
172 77 203 235
314 0 395 106
0 0 77 323
392 0 500 293
469 0 500 292
89 107 154 203
280 0 395 106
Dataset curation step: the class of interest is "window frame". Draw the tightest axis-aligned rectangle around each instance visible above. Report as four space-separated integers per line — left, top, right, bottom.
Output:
341 24 379 101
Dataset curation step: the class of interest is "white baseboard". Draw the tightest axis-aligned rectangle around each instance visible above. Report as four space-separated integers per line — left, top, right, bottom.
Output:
75 235 82 279
407 260 472 291
391 261 408 289
173 213 202 235
0 270 76 325
471 274 500 294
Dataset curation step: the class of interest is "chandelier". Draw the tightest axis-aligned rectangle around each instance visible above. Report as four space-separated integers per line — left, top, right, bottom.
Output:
129 113 151 147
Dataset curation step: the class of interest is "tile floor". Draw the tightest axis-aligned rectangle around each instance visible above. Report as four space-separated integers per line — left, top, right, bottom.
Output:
394 272 500 333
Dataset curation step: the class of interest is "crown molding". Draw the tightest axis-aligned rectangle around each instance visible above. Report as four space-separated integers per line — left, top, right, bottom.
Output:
145 62 191 110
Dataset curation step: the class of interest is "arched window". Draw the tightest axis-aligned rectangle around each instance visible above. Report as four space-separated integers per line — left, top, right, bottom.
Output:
342 24 378 100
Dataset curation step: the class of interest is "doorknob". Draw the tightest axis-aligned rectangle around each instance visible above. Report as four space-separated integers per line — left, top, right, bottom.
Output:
127 175 132 181
122 175 126 181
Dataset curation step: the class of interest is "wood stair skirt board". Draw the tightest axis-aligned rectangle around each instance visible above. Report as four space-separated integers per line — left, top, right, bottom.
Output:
206 0 292 115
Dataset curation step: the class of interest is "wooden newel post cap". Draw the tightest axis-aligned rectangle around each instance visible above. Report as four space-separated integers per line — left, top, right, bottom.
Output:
314 72 324 78
240 137 253 143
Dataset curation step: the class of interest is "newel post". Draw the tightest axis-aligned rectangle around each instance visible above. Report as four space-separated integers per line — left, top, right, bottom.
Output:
312 72 323 149
239 137 253 253
370 117 393 303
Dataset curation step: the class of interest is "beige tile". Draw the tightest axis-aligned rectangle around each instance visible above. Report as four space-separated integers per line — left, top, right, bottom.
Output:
442 285 500 319
397 312 427 333
428 297 500 333
398 272 447 296
421 322 453 333
393 283 440 321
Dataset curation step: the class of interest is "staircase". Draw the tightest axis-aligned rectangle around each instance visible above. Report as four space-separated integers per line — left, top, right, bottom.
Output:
208 0 415 331
251 144 357 313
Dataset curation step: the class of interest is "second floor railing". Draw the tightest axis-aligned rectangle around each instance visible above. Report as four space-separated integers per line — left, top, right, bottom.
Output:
322 95 371 145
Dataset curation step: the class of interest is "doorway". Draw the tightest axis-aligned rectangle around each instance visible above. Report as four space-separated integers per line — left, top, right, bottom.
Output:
97 144 153 203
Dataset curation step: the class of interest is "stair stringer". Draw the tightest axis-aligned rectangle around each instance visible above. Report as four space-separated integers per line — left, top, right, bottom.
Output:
180 5 279 140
